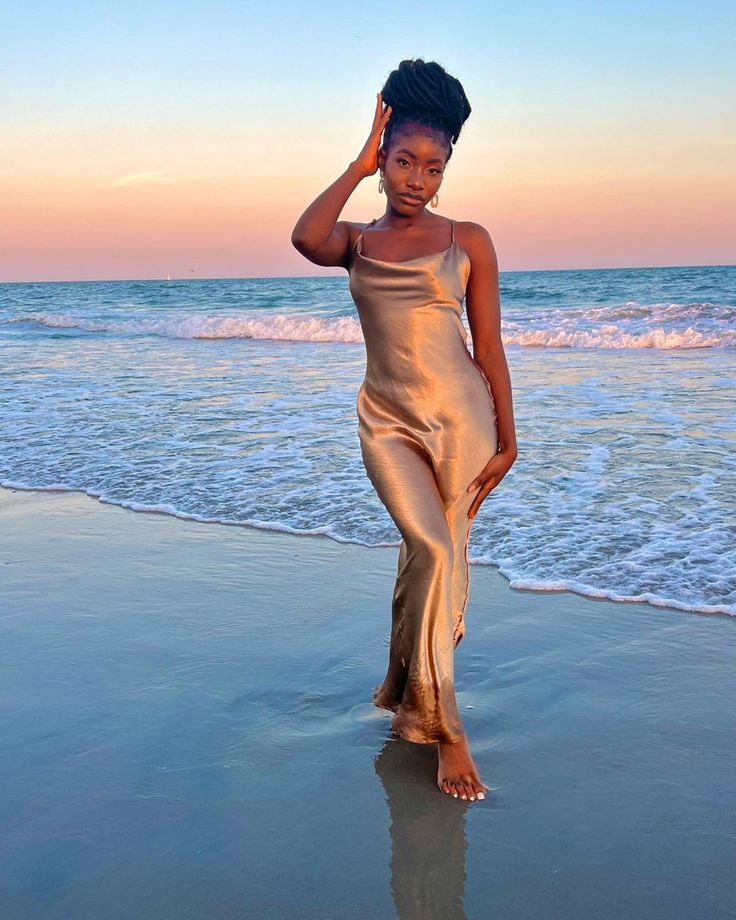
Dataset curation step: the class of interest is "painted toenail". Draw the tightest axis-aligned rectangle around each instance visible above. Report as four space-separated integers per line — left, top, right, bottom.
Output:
478 792 485 800
453 793 458 798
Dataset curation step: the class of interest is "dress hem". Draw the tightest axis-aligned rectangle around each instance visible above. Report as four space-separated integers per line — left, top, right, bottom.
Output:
373 695 465 745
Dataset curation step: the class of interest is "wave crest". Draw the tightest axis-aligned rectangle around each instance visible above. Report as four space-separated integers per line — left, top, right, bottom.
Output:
10 299 736 348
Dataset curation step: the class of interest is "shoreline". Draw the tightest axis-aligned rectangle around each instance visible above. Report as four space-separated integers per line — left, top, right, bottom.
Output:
2 482 729 619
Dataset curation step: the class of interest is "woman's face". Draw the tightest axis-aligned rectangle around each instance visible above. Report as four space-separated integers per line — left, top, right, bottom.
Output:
378 128 448 214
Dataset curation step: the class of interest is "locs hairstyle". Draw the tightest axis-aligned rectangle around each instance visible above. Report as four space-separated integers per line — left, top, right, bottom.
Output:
380 58 472 163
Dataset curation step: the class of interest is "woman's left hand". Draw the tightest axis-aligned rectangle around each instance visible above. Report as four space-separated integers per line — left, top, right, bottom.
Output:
466 447 517 520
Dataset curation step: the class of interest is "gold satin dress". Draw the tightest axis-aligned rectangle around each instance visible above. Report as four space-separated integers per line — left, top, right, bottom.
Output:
348 217 499 745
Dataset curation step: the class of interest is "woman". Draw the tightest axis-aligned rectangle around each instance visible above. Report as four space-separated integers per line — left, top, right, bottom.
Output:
291 59 517 802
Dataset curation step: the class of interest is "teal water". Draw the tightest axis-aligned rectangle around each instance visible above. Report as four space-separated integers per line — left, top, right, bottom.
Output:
1 264 735 615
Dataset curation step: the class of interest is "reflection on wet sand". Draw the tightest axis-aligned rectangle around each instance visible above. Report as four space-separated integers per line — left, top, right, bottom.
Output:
374 736 471 920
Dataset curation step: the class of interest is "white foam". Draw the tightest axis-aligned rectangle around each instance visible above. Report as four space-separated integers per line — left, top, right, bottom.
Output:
501 325 732 348
3 479 734 618
11 300 736 348
11 312 366 343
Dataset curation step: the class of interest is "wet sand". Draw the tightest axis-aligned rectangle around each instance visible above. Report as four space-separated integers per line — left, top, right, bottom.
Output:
1 485 734 919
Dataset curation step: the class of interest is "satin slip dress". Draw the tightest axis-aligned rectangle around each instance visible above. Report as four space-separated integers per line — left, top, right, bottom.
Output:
348 217 499 745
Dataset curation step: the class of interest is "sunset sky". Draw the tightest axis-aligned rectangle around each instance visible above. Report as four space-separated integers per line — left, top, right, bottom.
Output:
2 0 734 281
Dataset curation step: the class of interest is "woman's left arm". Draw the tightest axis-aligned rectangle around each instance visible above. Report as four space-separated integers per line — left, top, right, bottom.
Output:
462 222 518 518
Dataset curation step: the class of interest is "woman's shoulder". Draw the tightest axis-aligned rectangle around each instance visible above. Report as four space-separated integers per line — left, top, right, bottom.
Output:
453 219 495 246
453 220 498 269
337 219 376 253
339 218 375 235
337 220 379 271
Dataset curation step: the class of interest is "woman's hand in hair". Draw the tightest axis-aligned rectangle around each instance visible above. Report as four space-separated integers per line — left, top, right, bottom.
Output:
352 92 392 178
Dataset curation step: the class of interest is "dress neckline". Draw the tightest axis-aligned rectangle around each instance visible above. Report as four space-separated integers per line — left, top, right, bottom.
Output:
356 218 458 266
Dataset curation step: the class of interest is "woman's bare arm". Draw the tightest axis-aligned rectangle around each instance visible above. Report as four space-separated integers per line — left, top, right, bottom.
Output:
460 221 518 519
290 93 392 270
290 163 368 269
462 221 518 457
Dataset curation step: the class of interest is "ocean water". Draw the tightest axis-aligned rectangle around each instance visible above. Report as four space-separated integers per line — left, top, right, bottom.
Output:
1 264 735 616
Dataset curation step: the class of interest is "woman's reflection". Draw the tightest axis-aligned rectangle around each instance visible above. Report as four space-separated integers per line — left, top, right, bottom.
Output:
374 736 470 920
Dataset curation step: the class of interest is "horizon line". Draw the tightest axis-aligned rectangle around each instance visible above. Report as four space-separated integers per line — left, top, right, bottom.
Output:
2 262 735 285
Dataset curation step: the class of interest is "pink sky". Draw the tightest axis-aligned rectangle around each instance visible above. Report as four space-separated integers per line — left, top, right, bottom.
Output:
4 4 734 281
5 142 734 282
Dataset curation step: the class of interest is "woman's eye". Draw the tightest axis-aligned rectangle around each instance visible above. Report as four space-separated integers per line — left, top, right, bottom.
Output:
396 158 441 174
396 157 442 176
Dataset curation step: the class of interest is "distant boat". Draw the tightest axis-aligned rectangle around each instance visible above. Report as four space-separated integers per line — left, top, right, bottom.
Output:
166 274 172 281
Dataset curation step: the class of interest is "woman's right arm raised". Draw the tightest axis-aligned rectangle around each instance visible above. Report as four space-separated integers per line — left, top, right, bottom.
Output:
290 93 392 270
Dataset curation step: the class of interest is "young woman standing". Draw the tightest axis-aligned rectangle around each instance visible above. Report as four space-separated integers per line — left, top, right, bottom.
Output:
292 59 517 802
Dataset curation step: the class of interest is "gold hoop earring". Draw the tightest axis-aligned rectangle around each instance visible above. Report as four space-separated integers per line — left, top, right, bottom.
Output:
378 175 384 194
431 193 439 208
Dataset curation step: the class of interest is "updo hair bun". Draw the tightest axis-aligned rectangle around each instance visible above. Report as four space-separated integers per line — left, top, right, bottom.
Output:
380 58 471 157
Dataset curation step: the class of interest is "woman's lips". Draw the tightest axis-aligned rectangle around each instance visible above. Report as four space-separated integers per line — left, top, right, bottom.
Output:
399 194 423 204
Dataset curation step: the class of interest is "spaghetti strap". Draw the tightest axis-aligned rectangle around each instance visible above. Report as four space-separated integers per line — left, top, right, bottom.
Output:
353 218 377 260
354 218 376 246
450 219 455 244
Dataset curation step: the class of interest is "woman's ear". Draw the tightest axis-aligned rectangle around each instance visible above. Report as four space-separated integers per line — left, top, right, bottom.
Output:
377 146 386 172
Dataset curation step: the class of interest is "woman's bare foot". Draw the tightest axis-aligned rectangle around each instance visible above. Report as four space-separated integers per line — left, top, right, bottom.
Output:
437 734 488 801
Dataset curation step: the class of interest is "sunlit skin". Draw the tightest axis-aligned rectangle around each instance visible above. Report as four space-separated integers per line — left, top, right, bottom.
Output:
291 92 518 802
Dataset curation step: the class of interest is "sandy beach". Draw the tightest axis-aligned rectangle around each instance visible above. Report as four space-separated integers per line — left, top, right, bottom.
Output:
1 484 734 918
